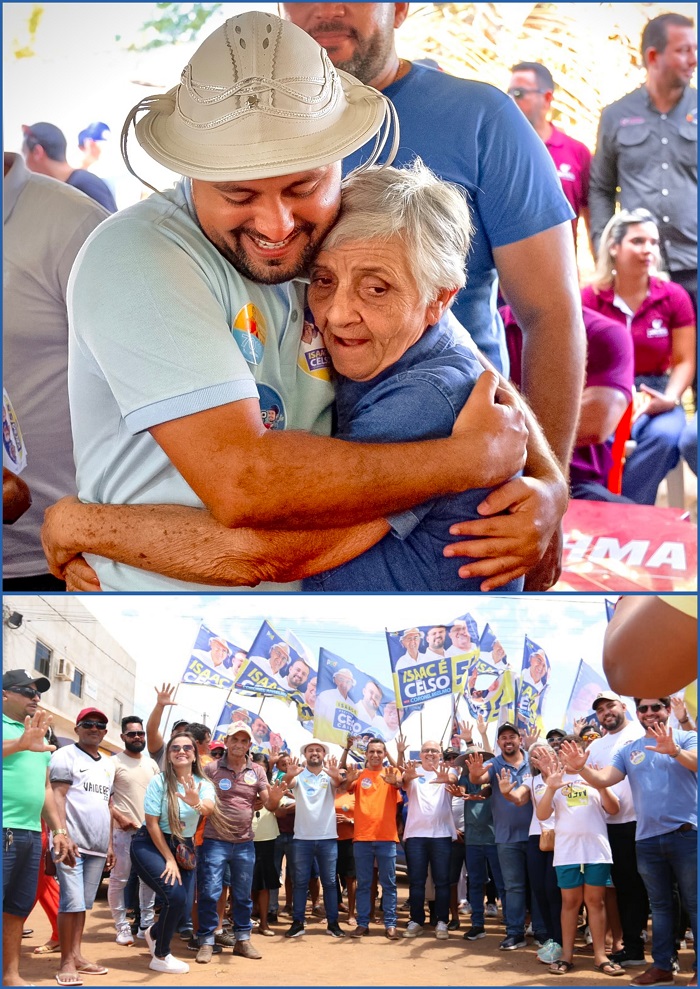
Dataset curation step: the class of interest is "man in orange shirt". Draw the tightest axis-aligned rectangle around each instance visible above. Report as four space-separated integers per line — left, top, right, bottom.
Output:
344 738 403 939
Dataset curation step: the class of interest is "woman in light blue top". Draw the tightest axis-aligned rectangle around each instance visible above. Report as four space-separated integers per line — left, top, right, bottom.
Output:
130 732 216 975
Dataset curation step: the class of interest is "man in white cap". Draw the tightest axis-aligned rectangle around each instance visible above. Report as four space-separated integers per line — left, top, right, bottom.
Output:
278 739 346 938
394 628 423 672
195 721 286 963
314 668 358 737
42 10 565 594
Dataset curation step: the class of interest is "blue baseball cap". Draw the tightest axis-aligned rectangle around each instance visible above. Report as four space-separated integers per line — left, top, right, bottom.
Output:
78 121 111 147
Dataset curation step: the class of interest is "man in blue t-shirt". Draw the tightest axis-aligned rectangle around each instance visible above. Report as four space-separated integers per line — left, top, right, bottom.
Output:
282 2 586 586
562 697 697 987
22 122 117 213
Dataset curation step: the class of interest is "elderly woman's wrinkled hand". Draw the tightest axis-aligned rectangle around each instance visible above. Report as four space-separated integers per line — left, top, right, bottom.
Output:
451 372 528 488
443 471 567 590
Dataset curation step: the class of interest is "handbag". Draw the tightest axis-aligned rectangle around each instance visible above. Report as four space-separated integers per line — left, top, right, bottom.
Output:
539 829 555 852
174 841 196 871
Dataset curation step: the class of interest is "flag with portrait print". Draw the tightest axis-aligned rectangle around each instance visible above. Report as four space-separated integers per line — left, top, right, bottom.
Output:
212 699 287 755
445 613 481 694
515 636 550 735
234 621 305 704
386 624 454 710
181 623 248 690
314 648 398 748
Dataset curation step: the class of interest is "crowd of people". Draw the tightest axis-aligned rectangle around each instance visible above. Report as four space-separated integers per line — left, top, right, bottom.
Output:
3 4 696 593
3 663 697 987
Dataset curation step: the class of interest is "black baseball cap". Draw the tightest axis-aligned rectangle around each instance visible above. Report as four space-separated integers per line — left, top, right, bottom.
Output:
497 722 519 737
3 668 50 692
546 728 567 740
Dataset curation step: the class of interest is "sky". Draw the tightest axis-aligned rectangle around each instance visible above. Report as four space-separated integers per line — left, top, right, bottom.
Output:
79 592 621 754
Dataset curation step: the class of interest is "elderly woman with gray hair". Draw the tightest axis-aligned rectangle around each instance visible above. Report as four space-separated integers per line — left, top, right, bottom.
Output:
42 161 565 591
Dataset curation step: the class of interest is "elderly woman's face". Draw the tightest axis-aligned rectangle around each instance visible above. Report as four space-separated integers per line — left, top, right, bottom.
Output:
309 237 443 381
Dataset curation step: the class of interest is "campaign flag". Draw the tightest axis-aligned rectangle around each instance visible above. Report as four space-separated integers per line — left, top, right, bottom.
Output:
212 699 287 754
314 648 399 747
516 636 550 734
234 621 306 704
181 624 249 690
563 659 609 732
605 599 618 622
386 624 454 710
495 670 517 727
445 613 480 693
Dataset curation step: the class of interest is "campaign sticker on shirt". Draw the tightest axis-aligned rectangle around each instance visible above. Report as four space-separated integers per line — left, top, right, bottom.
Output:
219 778 232 791
297 319 331 381
257 384 286 430
232 303 267 365
630 750 646 765
418 776 426 785
2 389 27 473
563 783 589 807
361 777 373 789
647 318 669 339
244 770 258 785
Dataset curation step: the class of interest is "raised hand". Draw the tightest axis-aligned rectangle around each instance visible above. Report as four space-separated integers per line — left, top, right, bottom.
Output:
521 729 540 751
431 760 456 784
380 765 401 787
670 696 689 724
644 722 680 756
155 683 177 707
476 713 488 738
402 760 420 784
177 774 202 807
446 782 467 799
458 720 474 744
573 716 588 735
281 756 304 783
395 733 408 755
559 739 588 773
325 755 344 785
497 767 516 795
21 711 55 752
343 765 361 786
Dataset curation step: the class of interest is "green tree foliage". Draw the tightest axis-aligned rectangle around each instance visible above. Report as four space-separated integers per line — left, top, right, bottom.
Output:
130 2 222 51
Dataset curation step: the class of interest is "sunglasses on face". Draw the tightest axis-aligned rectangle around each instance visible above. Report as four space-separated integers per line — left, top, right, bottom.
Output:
124 730 145 738
8 686 41 699
79 720 108 730
170 744 195 753
508 87 546 99
636 704 666 713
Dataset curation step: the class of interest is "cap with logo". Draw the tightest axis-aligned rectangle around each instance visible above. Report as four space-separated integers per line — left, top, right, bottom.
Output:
78 121 111 147
226 720 253 740
2 668 50 692
76 707 108 725
592 691 622 710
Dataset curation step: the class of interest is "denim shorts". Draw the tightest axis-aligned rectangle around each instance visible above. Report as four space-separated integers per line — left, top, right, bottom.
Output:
555 863 612 889
3 828 43 917
56 853 106 912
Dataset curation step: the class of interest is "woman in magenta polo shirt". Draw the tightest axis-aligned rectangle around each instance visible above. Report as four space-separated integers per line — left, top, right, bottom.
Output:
582 209 696 505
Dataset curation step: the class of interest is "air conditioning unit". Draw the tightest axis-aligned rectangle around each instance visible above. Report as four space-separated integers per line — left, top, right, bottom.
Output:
55 658 74 681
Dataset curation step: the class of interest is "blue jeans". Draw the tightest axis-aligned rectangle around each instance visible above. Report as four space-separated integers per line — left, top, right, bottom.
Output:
130 828 196 960
292 838 338 925
404 836 452 926
636 828 698 972
270 832 295 911
623 379 687 504
196 838 255 943
466 843 506 928
2 828 42 917
526 834 561 944
497 840 530 938
354 841 397 928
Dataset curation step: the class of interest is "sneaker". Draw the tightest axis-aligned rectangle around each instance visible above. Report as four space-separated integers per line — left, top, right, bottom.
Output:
196 945 214 964
463 926 486 941
267 911 278 924
327 922 345 938
144 925 157 957
233 939 262 959
285 921 306 938
214 931 236 947
671 955 681 975
611 950 647 968
189 938 222 954
447 919 460 931
149 954 190 974
500 935 527 950
179 927 194 941
630 966 675 987
525 923 533 936
403 921 424 939
116 925 134 946
485 903 499 918
136 927 150 940
537 940 563 964
436 921 449 940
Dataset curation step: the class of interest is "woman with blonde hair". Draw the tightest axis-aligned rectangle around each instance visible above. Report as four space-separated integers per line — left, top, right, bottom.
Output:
582 209 695 504
130 732 216 975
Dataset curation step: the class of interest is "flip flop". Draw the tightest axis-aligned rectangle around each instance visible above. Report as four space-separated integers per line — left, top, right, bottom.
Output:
76 965 109 976
594 961 625 977
55 974 84 987
23 928 34 937
34 942 61 954
549 960 574 975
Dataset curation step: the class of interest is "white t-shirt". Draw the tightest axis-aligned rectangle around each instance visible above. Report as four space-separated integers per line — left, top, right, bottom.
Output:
292 769 337 841
550 773 613 868
403 767 458 840
522 774 554 837
49 744 115 856
586 720 645 823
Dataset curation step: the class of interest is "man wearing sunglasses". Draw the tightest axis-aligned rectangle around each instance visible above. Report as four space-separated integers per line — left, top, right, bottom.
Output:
561 697 697 987
107 716 159 947
49 707 116 986
3 669 76 988
508 61 592 252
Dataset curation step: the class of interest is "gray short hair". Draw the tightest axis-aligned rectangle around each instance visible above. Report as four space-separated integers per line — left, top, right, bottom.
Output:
323 158 473 305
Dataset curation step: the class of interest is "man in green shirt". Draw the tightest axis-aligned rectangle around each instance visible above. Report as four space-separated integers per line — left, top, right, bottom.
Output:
3 669 75 986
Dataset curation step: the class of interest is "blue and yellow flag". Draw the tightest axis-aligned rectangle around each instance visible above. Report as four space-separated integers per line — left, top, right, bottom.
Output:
516 636 550 735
